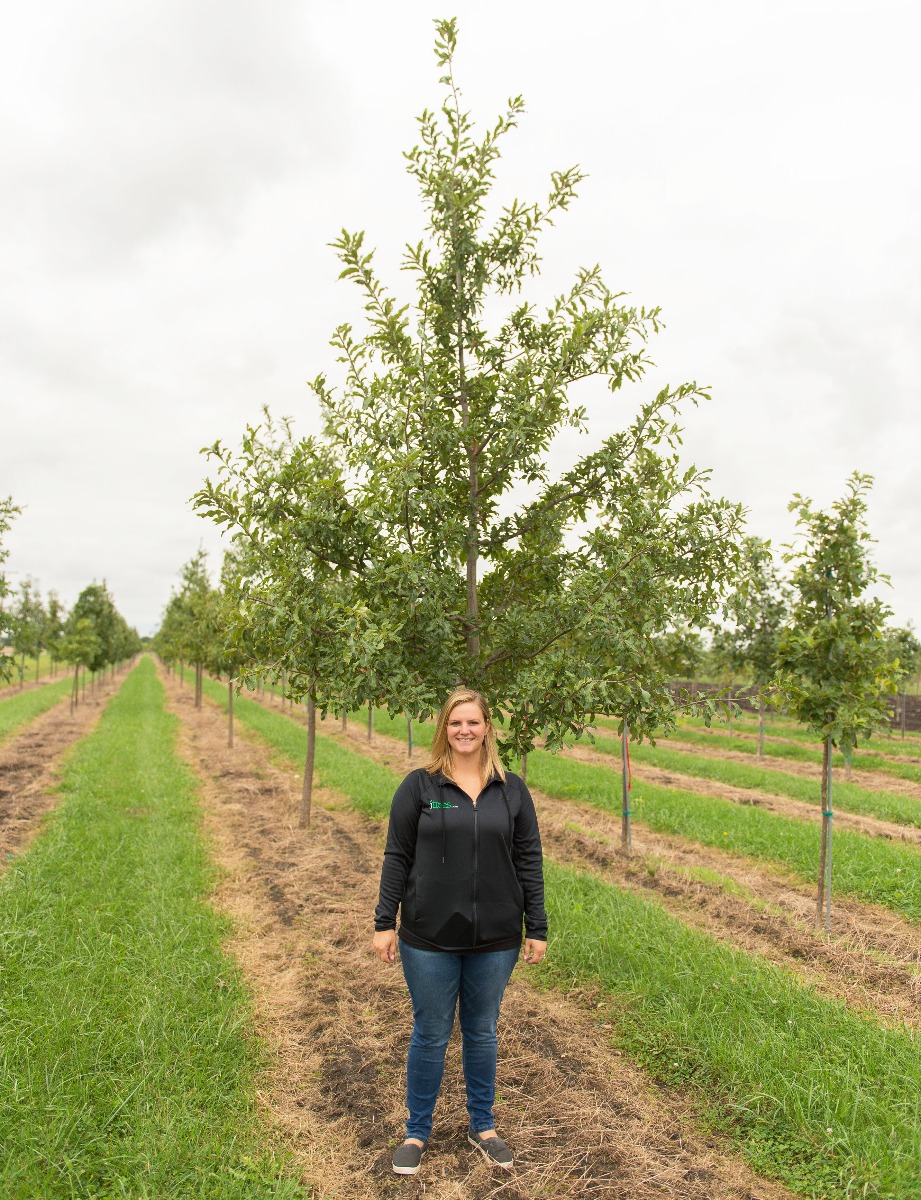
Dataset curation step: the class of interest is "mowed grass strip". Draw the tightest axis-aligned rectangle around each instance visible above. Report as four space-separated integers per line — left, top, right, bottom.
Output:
645 723 921 786
591 733 921 831
0 659 306 1199
543 862 921 1200
666 712 921 758
202 677 399 817
0 674 75 744
217 694 921 1199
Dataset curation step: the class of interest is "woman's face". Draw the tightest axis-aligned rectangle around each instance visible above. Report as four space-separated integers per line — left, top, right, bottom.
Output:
446 700 489 763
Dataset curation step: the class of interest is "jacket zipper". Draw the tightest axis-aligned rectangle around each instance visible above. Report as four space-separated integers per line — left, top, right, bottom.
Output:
472 800 479 946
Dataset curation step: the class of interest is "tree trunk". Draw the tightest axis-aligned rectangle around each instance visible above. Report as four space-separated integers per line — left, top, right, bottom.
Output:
342 711 348 732
180 662 184 687
81 666 86 702
902 691 907 741
299 688 316 829
727 682 733 738
520 753 528 785
367 706 374 742
456 265 480 664
816 737 833 932
757 696 765 759
407 717 414 759
228 678 234 748
621 722 631 853
70 666 79 714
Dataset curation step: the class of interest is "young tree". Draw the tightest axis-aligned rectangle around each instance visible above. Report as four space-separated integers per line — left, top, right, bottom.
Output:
0 497 20 663
156 552 220 710
775 474 899 931
62 582 138 700
320 25 740 734
711 536 790 754
44 591 68 678
0 498 22 686
200 427 398 826
60 616 102 713
8 579 47 688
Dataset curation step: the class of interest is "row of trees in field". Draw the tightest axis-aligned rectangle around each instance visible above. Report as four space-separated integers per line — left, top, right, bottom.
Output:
0 498 141 702
161 22 911 931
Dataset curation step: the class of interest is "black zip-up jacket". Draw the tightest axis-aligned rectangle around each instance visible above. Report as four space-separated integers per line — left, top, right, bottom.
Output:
374 767 548 953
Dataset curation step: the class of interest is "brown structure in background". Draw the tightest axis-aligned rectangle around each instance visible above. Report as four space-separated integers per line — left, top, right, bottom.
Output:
671 682 921 736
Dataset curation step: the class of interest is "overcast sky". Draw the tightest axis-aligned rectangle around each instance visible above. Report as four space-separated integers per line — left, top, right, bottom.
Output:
3 0 919 637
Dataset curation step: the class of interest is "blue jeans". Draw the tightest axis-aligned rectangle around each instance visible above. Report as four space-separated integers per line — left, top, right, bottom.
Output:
399 942 519 1142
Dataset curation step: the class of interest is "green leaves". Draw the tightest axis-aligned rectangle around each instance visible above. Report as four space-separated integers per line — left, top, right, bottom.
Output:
776 473 898 750
191 19 744 760
711 536 790 686
62 584 139 673
0 497 23 684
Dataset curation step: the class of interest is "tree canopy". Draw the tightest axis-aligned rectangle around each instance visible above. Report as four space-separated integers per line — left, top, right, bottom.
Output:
196 19 743 768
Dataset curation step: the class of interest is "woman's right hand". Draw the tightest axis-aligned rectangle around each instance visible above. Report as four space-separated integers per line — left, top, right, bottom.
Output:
373 929 397 964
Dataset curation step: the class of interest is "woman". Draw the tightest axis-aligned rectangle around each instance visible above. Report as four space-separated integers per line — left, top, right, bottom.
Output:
373 688 548 1176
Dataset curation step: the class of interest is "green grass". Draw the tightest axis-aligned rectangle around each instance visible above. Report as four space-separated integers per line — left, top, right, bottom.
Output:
590 733 921 831
657 723 921 786
524 750 921 922
668 711 921 757
0 658 308 1199
542 861 921 1200
0 674 75 744
202 678 402 818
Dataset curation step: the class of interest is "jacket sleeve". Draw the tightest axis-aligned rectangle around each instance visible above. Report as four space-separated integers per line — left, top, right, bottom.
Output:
374 771 423 931
511 778 548 941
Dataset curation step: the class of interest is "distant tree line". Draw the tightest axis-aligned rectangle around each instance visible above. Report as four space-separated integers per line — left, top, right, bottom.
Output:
0 497 142 701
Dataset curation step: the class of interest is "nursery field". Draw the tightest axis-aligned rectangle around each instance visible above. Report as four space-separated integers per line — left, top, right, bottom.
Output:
200 678 921 1198
3 660 921 1198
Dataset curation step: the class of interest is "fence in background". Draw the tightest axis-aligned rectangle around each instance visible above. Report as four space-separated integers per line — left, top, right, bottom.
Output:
670 682 921 736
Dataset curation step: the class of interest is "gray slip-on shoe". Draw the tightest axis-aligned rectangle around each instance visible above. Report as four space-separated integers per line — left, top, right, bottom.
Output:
392 1141 426 1175
468 1130 513 1168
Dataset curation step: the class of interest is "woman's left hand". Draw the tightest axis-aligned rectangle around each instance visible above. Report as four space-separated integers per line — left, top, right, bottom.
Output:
523 939 547 965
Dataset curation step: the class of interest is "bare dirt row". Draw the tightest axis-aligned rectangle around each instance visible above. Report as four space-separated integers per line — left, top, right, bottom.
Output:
0 681 120 864
168 678 798 1200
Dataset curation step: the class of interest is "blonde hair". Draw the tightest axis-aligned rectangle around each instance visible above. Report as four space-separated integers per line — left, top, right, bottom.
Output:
425 688 506 786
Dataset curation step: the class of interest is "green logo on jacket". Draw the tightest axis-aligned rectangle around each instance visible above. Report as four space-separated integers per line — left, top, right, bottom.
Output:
429 800 458 809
